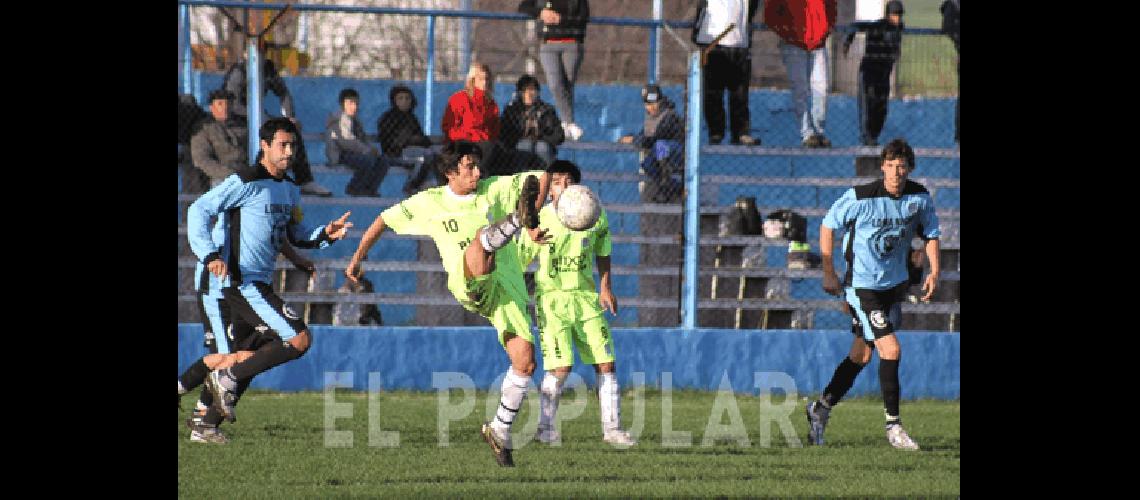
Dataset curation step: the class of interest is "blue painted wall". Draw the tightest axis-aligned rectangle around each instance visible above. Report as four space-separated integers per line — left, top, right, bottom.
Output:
178 324 960 399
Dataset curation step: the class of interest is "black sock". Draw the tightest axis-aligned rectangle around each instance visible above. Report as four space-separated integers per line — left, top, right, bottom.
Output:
198 386 213 410
229 340 303 381
203 406 225 426
179 358 209 393
822 357 866 407
879 359 901 425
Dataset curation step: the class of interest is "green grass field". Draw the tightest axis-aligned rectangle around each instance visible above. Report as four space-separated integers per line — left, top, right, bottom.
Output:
178 389 959 497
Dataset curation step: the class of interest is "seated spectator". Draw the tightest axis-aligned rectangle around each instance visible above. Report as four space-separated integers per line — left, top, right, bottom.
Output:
333 263 384 327
377 85 432 158
223 55 332 196
619 84 684 203
501 74 565 167
377 85 438 195
325 88 391 197
178 93 211 193
190 89 248 188
441 62 515 176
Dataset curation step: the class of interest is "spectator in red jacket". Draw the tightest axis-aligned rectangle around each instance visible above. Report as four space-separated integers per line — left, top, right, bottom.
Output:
442 62 515 175
766 0 836 148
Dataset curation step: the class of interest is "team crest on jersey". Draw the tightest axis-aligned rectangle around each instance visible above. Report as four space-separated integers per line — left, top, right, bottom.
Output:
905 201 920 217
869 310 888 329
282 304 301 320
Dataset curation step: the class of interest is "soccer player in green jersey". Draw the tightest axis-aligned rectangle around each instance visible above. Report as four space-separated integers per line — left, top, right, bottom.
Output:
516 160 636 447
345 141 550 467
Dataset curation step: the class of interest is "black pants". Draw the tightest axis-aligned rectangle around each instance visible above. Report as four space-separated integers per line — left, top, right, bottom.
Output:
857 61 893 145
702 46 752 141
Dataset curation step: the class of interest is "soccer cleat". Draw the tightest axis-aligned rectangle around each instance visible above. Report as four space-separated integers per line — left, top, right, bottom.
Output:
186 417 229 444
886 424 920 450
534 425 561 444
204 371 238 423
602 429 637 447
806 400 831 446
517 175 541 230
481 421 515 467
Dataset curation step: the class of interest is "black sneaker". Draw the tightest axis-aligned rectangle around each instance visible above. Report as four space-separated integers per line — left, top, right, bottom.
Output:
481 421 515 467
818 135 832 148
709 134 724 145
802 135 821 148
517 175 541 230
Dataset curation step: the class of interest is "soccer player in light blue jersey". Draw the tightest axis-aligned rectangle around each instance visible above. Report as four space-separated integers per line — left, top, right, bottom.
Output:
807 138 941 450
187 118 352 438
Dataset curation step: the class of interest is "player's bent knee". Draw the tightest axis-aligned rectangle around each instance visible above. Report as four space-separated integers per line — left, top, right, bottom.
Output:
288 330 312 354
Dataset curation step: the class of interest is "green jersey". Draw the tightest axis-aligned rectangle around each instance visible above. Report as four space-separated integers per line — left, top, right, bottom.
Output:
381 170 544 300
518 204 612 295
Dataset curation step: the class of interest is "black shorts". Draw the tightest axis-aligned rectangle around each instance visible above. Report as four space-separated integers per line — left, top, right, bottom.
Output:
846 282 908 343
222 281 308 342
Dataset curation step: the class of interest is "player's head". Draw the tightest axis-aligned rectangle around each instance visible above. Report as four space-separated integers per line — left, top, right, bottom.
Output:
516 74 540 105
259 117 299 177
880 138 915 194
546 159 581 203
339 88 360 115
439 141 483 194
886 0 904 25
208 88 234 122
465 62 493 96
390 85 416 112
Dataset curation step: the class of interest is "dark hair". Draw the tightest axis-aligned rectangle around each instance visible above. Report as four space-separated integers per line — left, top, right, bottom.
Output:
880 138 915 169
546 159 581 184
516 74 540 92
208 88 235 102
437 141 483 178
259 117 299 145
338 88 360 106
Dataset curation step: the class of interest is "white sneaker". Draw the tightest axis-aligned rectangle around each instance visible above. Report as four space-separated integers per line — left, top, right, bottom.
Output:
300 181 333 197
563 122 583 141
886 424 919 450
602 428 637 447
534 426 561 444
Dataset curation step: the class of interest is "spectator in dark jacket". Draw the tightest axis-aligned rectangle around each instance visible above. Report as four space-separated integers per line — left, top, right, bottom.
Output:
190 89 248 188
843 0 905 146
179 93 212 193
325 88 391 197
518 0 590 141
501 75 565 167
377 85 432 158
619 85 684 203
940 0 959 143
692 0 759 145
223 56 332 196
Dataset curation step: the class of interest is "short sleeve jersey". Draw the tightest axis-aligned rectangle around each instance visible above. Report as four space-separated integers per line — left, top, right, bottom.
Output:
517 205 611 295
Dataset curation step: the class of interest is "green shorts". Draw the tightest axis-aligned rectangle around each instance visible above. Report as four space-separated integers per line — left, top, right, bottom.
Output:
534 290 615 370
456 270 534 349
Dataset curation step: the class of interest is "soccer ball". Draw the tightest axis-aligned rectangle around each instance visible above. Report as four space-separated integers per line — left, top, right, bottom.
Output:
554 184 601 231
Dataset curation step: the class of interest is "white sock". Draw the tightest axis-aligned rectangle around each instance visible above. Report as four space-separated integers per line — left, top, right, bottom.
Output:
539 372 566 430
492 368 530 434
598 372 621 433
178 381 186 395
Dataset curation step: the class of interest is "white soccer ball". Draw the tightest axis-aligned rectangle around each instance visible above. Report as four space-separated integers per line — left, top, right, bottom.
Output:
554 184 601 231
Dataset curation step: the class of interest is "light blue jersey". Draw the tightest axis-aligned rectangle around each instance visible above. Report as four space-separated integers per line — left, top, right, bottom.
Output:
187 165 332 287
822 179 940 290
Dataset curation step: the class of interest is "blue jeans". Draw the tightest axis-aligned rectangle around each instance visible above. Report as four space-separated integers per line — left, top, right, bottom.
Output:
539 42 584 124
515 138 554 166
640 140 683 203
338 151 390 195
780 43 829 140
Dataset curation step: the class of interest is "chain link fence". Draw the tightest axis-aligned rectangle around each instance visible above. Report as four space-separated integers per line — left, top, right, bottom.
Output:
178 0 959 330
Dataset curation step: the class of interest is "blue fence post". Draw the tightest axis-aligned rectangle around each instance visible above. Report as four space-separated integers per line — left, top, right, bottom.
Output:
460 0 471 78
425 15 436 136
181 4 192 95
248 40 261 165
681 51 701 330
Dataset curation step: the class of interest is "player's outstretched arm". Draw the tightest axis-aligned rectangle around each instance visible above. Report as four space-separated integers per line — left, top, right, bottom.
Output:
920 238 941 302
819 225 841 296
597 255 618 315
346 214 387 285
